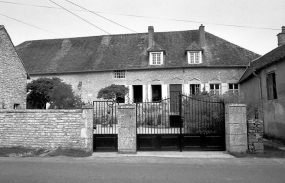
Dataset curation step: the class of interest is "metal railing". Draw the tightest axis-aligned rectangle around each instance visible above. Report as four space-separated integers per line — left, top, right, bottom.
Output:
136 94 225 135
93 101 118 134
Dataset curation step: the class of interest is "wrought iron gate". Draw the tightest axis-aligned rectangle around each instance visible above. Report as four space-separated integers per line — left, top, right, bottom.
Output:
93 101 118 152
136 94 225 151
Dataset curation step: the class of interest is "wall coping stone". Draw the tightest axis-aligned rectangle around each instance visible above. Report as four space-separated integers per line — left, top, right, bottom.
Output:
118 104 135 109
82 105 93 109
0 109 83 113
227 104 246 107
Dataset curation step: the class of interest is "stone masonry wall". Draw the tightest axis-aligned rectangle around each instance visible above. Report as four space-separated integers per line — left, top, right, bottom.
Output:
0 27 27 109
247 119 264 153
30 67 245 103
0 108 93 152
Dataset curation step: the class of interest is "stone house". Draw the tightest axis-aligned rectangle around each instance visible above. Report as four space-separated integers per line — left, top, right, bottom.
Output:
0 25 28 109
16 25 259 105
239 26 285 140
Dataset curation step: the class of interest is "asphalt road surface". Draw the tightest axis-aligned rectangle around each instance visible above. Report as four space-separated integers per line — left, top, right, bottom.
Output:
1 156 285 183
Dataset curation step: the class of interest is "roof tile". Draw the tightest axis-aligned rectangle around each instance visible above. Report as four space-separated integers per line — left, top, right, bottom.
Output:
239 44 285 82
16 29 260 74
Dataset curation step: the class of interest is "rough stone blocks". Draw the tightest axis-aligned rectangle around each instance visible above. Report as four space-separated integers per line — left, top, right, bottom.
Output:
0 108 93 152
117 104 137 154
225 104 248 153
0 28 27 109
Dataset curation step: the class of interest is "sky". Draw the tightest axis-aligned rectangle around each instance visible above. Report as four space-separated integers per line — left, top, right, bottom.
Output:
0 0 284 55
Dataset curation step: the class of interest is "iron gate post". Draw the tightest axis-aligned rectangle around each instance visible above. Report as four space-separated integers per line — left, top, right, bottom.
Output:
179 93 182 152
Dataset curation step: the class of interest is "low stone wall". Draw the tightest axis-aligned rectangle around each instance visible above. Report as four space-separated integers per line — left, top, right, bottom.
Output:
0 107 93 153
247 119 264 153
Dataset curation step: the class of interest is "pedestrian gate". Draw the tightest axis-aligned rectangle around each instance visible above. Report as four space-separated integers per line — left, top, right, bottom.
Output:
93 101 118 152
136 94 225 151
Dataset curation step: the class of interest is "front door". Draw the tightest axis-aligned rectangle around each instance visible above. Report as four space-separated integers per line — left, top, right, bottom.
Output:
169 84 182 127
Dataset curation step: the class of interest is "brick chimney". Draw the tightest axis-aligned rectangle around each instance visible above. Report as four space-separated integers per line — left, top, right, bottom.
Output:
277 26 285 46
148 26 154 48
199 24 205 47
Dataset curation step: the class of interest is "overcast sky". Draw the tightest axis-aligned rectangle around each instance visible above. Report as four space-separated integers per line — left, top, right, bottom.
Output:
0 0 284 55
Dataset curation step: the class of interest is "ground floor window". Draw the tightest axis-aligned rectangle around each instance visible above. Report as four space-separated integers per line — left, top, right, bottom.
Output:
210 84 220 95
229 84 239 94
133 85 143 103
190 84 200 95
152 85 162 102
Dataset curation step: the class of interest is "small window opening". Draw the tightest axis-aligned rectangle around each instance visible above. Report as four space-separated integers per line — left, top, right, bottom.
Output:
114 70 126 79
14 103 20 109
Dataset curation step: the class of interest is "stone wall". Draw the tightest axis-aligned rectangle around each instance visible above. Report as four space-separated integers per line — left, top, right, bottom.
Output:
0 27 27 109
247 119 264 153
0 108 93 152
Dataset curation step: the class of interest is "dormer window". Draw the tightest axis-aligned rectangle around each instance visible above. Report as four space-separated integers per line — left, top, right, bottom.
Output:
150 52 163 65
187 51 202 64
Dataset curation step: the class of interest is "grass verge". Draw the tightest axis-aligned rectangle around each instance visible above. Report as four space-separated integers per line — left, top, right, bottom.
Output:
0 146 92 157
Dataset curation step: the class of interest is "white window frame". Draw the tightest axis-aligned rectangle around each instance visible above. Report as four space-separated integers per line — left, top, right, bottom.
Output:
149 52 163 65
209 84 220 95
228 83 239 95
187 51 202 64
114 70 126 79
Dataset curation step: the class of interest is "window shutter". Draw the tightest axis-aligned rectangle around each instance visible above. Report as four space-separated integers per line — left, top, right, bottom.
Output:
272 73 277 99
267 74 273 100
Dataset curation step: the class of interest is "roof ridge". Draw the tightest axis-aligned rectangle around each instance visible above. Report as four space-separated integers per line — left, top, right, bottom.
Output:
16 29 199 46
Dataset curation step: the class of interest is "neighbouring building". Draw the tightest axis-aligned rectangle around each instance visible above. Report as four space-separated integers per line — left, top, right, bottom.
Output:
239 26 285 140
16 25 259 105
0 25 28 109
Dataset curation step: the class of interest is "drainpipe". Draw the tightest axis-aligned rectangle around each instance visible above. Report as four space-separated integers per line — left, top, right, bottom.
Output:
253 70 265 133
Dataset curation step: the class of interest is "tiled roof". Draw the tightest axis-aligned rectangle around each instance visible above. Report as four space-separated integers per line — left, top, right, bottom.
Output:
16 29 260 74
239 44 285 82
0 25 4 30
185 42 203 51
147 43 165 52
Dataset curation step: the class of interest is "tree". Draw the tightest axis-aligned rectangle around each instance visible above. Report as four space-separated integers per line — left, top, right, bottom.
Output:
27 77 82 109
97 84 129 101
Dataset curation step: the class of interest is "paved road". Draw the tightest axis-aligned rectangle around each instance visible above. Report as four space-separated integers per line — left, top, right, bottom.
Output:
0 156 285 183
